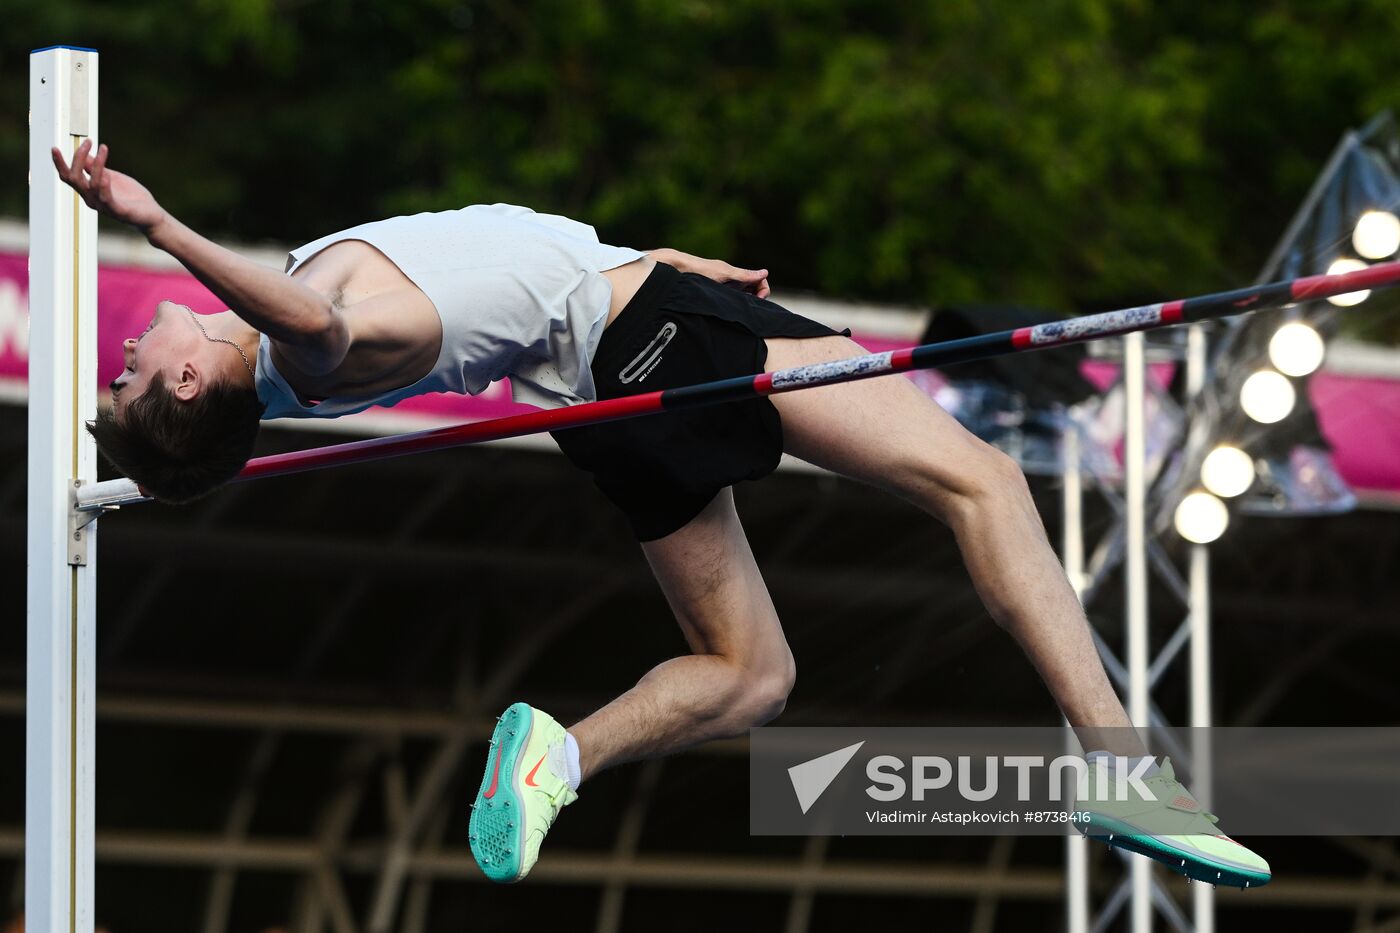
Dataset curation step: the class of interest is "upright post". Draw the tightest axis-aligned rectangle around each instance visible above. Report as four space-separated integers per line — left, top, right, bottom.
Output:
1186 323 1215 932
27 45 100 933
1123 331 1153 932
1061 419 1090 933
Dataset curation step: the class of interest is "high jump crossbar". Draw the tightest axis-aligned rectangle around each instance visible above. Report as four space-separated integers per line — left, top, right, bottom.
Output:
75 257 1400 512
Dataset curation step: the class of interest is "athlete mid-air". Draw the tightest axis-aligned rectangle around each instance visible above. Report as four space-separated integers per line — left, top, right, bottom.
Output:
54 139 1269 889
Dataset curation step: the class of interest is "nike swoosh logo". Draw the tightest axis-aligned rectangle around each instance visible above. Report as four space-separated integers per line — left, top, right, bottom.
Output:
483 744 504 799
525 754 547 787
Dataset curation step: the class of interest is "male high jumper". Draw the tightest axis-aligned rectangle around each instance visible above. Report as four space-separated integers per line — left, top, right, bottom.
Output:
53 140 1269 888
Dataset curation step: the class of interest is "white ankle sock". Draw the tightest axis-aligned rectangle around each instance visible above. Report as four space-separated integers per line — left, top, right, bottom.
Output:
562 732 582 791
1086 750 1160 780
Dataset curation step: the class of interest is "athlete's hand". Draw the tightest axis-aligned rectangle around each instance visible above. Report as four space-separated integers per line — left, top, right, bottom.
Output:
653 248 771 299
701 257 771 299
51 140 169 235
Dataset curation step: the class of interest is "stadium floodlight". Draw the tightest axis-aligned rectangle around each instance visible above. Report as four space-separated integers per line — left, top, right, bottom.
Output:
1326 257 1372 306
1174 490 1230 544
1268 321 1326 377
1201 445 1256 498
1353 209 1400 260
1240 369 1296 424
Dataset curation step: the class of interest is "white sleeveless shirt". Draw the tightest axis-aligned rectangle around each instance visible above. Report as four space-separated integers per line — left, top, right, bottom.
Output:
255 204 645 419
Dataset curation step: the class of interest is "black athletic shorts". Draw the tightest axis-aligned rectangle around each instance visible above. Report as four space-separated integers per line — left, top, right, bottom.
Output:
550 261 850 541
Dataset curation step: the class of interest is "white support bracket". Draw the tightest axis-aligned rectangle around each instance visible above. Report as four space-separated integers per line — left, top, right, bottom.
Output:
68 479 120 566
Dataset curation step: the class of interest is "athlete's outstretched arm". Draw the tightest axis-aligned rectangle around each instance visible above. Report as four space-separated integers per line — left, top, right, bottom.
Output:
52 141 348 370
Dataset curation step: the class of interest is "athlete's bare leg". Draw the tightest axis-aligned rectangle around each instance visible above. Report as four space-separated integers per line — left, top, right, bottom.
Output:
764 335 1141 756
568 487 796 780
569 333 1142 780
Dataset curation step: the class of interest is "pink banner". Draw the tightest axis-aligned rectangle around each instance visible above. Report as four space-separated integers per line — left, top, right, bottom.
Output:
1310 372 1400 493
1 249 1396 493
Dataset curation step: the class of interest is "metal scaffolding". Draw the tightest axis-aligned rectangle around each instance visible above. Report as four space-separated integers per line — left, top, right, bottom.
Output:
1059 325 1219 933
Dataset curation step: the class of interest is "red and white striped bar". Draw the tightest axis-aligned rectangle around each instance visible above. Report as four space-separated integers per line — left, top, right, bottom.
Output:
75 257 1400 512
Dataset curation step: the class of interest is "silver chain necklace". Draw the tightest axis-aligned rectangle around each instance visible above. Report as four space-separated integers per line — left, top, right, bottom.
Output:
186 309 256 381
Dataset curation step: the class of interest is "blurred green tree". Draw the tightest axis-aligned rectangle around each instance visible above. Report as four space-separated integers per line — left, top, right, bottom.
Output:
4 0 1398 339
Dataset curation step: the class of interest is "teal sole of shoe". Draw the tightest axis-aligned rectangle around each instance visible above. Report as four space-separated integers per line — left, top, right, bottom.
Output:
469 702 534 883
1076 814 1270 888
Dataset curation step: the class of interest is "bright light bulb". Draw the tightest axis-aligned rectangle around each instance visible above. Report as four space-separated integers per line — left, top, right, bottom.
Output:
1240 370 1296 424
1268 322 1325 377
1201 446 1255 498
1353 210 1400 260
1175 491 1229 544
1326 257 1371 306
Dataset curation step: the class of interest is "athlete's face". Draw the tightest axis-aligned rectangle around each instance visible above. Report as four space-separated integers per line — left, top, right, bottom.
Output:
109 300 203 421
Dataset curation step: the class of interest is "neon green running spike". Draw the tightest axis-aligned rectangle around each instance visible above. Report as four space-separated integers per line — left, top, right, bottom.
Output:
469 702 578 883
1073 758 1270 888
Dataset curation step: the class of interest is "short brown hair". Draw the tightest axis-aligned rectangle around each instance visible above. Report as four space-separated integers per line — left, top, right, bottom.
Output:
87 371 265 504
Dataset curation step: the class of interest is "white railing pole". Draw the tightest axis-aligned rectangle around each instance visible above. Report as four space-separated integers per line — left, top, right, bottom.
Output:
1186 323 1215 932
1062 418 1091 933
1123 332 1153 933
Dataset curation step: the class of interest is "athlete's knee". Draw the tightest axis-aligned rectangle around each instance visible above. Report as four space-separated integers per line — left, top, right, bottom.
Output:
975 445 1032 501
908 441 1030 525
746 650 796 726
957 445 1040 534
717 649 795 729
